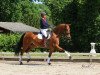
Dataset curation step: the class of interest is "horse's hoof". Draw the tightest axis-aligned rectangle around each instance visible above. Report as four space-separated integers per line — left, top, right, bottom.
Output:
27 59 30 63
48 63 51 65
20 62 23 65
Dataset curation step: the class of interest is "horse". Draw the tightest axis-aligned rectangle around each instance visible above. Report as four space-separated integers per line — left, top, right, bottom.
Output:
15 23 72 65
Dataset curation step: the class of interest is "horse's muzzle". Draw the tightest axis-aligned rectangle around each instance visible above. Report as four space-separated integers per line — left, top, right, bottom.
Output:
68 36 71 40
67 37 71 42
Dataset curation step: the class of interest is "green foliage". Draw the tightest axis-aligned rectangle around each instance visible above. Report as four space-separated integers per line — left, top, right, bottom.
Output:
0 0 51 28
0 33 21 52
44 0 72 25
0 0 100 52
0 33 48 52
44 0 100 52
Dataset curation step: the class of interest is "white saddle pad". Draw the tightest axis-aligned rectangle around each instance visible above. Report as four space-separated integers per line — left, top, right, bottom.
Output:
37 33 51 39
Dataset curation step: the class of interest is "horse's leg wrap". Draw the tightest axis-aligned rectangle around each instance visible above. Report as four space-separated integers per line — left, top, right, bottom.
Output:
47 57 51 64
19 53 23 65
47 51 53 65
64 50 72 60
26 52 31 63
65 50 70 57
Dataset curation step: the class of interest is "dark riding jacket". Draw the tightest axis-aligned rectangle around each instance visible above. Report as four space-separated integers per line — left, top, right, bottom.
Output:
40 18 49 29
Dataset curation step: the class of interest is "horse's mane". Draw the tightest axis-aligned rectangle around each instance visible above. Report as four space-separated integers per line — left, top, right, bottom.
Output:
53 24 66 35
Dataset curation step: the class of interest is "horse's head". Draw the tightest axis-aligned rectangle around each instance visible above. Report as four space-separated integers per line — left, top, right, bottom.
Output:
65 24 71 40
53 24 71 40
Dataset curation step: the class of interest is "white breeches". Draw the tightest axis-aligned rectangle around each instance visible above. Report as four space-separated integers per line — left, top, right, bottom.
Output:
40 29 48 38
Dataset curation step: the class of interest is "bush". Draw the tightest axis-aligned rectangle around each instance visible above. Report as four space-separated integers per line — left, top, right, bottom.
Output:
0 33 21 52
0 33 48 52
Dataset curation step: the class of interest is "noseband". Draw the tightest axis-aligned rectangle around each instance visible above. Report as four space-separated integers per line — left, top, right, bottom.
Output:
65 24 70 35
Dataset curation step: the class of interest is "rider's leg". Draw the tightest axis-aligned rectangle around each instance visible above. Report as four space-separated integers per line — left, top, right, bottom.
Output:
40 29 48 38
40 29 48 47
43 37 47 47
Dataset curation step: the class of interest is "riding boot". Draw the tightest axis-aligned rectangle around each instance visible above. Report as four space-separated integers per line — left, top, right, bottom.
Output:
43 38 47 48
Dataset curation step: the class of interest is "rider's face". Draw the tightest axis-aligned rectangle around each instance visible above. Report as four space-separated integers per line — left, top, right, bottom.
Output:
43 15 46 19
42 15 46 19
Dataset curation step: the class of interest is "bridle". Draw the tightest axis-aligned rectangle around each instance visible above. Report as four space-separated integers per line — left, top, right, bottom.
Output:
65 24 70 35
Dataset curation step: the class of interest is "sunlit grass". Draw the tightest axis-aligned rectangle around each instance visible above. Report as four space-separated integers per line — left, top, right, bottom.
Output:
0 52 100 59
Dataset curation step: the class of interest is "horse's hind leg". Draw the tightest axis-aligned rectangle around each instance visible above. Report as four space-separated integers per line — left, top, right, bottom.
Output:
26 52 31 63
19 52 23 65
26 44 35 63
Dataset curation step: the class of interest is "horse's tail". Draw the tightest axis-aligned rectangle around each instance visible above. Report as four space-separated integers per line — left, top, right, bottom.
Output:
15 33 25 56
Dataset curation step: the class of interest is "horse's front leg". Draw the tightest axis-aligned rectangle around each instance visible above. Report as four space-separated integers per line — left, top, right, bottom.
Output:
54 37 72 60
55 44 72 60
19 52 23 65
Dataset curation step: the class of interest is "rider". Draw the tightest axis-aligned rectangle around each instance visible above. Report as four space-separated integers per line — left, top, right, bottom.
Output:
40 12 50 47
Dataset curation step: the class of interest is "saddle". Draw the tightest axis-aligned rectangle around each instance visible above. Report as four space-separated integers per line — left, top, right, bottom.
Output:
37 29 51 39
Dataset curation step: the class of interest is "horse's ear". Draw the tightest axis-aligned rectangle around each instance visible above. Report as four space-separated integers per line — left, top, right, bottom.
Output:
68 24 71 26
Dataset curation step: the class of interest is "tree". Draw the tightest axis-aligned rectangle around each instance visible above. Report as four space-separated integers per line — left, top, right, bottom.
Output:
0 0 51 28
76 0 100 52
0 0 21 21
44 0 100 52
44 0 72 25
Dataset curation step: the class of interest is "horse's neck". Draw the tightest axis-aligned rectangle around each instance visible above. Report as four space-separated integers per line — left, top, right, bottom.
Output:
53 25 64 36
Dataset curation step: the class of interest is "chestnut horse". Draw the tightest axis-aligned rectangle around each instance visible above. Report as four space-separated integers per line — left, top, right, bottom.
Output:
15 24 72 65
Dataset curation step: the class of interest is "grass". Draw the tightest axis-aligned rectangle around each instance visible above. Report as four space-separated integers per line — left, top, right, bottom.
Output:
0 52 100 59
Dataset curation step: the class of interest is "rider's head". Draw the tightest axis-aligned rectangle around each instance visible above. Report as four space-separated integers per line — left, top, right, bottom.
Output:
41 12 46 19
